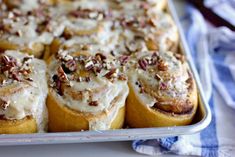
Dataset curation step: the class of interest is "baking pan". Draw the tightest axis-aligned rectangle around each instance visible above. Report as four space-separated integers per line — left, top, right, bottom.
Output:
0 0 211 146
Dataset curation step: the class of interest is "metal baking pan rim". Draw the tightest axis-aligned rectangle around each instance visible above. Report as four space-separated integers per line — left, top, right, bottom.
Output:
0 115 211 146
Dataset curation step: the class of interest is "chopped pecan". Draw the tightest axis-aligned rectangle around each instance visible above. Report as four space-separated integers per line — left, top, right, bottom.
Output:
2 55 10 64
157 59 168 71
88 101 98 106
159 82 167 90
65 59 77 72
1 55 17 67
52 75 63 96
84 60 94 71
104 68 118 80
11 70 21 81
0 99 9 110
57 66 68 82
84 77 91 82
26 77 33 81
118 55 129 65
20 69 31 75
92 65 102 74
95 53 106 61
69 10 86 18
77 76 83 82
174 53 185 63
69 9 94 19
56 79 63 96
121 17 138 28
110 50 116 56
118 73 127 81
138 58 148 71
22 56 32 63
154 74 162 81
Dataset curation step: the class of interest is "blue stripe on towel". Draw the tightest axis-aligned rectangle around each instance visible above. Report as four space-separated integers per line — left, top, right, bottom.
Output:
211 51 235 102
214 62 235 101
159 137 178 151
132 140 145 150
200 95 218 157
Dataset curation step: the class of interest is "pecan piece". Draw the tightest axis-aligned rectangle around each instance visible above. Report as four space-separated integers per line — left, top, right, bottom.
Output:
65 59 77 72
11 70 21 81
84 60 94 71
119 55 129 65
84 77 91 82
174 53 185 63
118 73 127 81
159 82 168 90
52 75 63 96
95 53 106 61
88 101 98 106
57 66 68 82
154 74 162 81
104 68 118 80
0 99 9 110
157 60 168 71
138 58 148 71
1 55 17 67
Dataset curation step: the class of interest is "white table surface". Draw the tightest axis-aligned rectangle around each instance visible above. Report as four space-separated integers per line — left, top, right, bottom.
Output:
0 142 193 157
1 1 195 157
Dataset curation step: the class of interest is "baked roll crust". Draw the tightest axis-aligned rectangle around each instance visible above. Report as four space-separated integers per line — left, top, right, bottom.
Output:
0 50 48 134
47 49 129 131
0 116 37 134
126 51 198 127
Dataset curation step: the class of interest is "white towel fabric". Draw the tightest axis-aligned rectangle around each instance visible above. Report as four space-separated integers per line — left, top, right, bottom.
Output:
132 3 235 157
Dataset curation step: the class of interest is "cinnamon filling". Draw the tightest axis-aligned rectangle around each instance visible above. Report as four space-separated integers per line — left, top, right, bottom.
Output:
136 72 194 115
152 100 193 115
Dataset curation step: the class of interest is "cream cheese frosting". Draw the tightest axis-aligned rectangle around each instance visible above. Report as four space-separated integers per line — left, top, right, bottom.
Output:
127 51 191 110
0 50 48 132
47 49 129 130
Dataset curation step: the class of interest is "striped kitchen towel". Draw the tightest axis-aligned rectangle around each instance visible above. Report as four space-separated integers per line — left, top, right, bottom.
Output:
132 3 235 157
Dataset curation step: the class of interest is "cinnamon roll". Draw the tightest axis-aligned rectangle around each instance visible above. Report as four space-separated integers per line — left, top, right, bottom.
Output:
41 0 122 59
126 51 198 127
47 49 129 131
116 9 179 55
0 50 48 134
0 1 56 58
